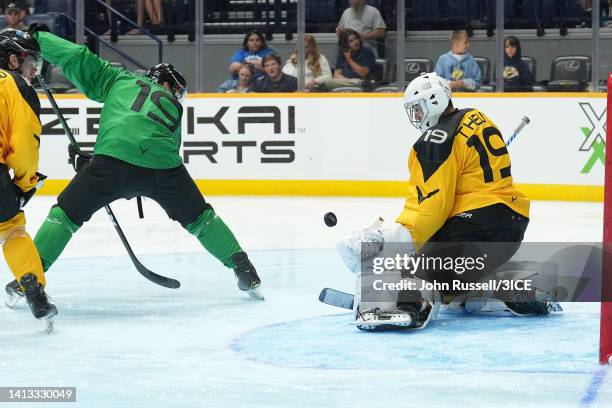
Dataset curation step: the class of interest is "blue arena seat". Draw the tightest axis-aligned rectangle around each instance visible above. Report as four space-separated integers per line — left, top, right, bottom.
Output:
410 0 439 25
306 0 337 23
39 0 74 15
441 0 471 21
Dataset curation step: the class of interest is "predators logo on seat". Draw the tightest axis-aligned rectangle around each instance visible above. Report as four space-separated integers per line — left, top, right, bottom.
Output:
396 108 530 246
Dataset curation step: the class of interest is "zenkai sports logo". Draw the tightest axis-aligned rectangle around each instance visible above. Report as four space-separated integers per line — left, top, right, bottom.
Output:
578 102 606 174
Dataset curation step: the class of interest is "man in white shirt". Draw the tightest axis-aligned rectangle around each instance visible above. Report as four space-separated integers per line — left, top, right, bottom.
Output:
336 0 386 57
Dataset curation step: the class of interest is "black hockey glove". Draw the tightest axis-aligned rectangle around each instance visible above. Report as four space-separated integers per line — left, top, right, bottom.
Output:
28 23 51 36
14 172 47 210
68 144 92 172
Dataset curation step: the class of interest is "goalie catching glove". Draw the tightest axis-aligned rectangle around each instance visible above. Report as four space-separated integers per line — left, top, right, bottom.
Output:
336 217 413 273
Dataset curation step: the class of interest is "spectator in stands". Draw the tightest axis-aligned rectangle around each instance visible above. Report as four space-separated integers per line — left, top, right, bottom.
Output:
282 34 331 91
503 36 533 91
336 0 386 57
322 29 375 90
253 53 297 93
2 2 27 30
218 64 254 93
0 0 27 20
127 0 165 35
229 29 275 80
434 30 481 91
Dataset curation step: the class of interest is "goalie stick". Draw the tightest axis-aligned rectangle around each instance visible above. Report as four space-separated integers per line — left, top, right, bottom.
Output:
319 116 532 310
319 288 354 310
36 75 180 289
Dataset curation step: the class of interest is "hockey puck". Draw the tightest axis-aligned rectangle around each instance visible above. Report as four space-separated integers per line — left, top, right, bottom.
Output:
324 212 337 227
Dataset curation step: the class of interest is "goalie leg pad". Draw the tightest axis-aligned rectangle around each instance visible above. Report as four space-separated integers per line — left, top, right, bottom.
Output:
463 290 563 316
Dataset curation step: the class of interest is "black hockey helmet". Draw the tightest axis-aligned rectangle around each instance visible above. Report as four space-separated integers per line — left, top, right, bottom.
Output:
145 63 187 100
0 28 42 76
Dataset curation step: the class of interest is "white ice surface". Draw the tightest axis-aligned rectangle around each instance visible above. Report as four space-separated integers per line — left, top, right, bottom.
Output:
0 197 610 408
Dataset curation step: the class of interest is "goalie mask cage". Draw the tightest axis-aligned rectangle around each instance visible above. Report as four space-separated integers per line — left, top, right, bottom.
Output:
602 73 612 364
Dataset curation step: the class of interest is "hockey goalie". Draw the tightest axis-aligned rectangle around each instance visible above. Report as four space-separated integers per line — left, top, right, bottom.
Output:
337 72 561 331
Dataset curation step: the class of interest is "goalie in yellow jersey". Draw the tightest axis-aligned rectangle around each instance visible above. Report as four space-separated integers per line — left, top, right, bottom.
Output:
337 73 559 331
0 29 57 326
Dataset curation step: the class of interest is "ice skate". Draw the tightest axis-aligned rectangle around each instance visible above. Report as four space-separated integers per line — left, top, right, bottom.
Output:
353 306 416 331
20 274 57 333
232 252 264 300
503 289 563 316
5 279 24 309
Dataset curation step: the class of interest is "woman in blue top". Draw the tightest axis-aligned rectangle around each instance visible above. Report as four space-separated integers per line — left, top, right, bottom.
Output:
228 29 276 80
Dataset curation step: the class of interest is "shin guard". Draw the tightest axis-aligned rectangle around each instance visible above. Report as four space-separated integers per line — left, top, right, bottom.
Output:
186 209 242 268
34 206 80 272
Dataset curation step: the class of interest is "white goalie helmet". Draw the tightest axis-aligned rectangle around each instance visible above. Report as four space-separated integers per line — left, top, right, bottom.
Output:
403 72 452 132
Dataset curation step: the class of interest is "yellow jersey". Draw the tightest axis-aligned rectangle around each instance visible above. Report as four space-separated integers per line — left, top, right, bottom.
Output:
0 69 42 192
396 108 530 246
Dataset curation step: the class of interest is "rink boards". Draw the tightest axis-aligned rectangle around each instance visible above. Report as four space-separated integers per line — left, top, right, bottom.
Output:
36 92 606 201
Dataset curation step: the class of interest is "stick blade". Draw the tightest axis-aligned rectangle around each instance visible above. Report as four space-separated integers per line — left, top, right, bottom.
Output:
319 288 354 310
135 260 181 288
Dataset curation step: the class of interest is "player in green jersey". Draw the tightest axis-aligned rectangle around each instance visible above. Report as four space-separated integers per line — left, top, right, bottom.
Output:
5 30 262 302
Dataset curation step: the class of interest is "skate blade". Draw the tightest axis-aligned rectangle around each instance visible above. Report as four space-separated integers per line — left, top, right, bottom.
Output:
39 305 58 334
246 287 265 301
42 317 54 334
5 294 23 309
355 321 414 331
352 318 414 330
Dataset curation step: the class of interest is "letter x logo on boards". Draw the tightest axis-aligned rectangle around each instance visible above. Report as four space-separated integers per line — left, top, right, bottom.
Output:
578 102 606 174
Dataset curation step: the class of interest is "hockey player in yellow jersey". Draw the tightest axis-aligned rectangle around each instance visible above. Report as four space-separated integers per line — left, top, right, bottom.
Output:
338 73 558 331
0 28 56 325
398 75 529 246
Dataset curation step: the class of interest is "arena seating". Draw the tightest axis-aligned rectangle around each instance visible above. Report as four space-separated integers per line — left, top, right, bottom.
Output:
403 58 434 83
10 1 600 93
46 65 76 93
546 55 591 92
474 56 490 85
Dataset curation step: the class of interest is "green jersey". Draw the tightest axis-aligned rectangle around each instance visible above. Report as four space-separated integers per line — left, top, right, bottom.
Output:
35 32 183 169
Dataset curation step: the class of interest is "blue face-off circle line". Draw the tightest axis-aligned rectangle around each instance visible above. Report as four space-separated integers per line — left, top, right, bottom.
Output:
229 312 601 377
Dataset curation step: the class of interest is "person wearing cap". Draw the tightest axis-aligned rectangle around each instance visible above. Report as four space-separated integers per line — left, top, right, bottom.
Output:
2 2 28 30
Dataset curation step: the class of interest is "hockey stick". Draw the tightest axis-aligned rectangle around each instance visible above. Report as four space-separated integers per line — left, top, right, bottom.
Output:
319 288 354 310
319 116 532 310
36 74 180 289
505 116 530 146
